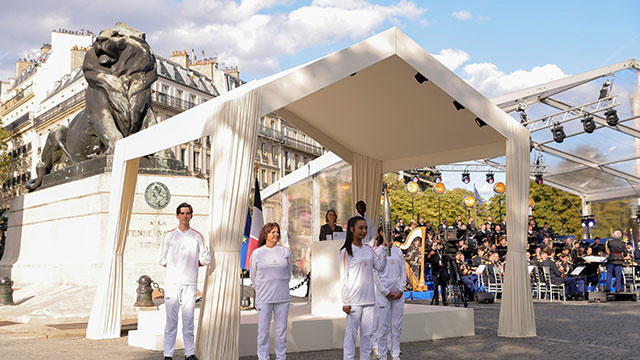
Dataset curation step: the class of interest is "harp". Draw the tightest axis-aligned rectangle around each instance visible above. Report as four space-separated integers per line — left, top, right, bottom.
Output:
397 227 427 291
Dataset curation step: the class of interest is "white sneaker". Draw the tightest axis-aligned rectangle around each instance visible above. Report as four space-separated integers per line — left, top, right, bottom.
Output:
372 347 379 357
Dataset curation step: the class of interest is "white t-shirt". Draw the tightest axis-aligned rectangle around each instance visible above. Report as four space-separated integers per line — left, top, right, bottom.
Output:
159 227 211 285
340 244 387 306
250 245 292 305
373 245 406 297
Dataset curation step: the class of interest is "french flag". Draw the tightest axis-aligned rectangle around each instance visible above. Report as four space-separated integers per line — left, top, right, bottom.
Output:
245 177 264 269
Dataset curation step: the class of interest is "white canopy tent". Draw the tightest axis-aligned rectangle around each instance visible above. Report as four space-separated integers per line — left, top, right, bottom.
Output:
85 27 534 358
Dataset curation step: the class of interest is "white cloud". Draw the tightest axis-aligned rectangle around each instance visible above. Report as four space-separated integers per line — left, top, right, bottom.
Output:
462 63 567 98
433 48 469 71
452 10 472 21
0 0 427 82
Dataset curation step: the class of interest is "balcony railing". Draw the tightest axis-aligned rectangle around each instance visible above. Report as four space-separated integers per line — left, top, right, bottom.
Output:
33 90 86 128
1 85 34 115
283 136 323 155
258 125 283 141
152 92 197 111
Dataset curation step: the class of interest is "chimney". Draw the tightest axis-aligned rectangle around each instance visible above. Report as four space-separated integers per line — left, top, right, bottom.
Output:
170 50 189 68
41 43 52 56
70 46 87 71
16 59 31 77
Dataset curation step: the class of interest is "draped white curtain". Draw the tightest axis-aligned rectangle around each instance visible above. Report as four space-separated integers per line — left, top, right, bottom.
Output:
498 121 536 337
351 153 383 230
196 88 262 359
86 157 140 339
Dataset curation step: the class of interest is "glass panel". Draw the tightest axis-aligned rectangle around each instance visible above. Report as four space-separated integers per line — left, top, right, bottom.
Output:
286 177 313 280
544 167 629 193
316 162 353 233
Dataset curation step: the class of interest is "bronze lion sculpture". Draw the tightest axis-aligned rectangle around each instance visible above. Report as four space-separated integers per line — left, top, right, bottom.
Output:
27 23 158 190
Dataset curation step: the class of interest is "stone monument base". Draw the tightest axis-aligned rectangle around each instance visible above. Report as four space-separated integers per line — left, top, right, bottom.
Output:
0 171 209 292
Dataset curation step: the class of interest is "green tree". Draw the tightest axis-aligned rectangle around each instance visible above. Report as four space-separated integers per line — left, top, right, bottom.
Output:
529 180 582 237
0 126 9 183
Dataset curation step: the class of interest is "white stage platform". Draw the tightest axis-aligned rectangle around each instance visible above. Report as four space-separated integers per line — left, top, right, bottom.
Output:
128 302 475 356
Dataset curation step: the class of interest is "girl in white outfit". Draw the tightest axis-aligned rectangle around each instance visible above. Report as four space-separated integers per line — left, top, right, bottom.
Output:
250 222 291 360
373 232 406 360
341 216 387 360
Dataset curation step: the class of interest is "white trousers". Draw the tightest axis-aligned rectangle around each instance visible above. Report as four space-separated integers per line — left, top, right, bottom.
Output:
344 305 374 360
374 296 404 358
256 301 290 360
164 284 197 357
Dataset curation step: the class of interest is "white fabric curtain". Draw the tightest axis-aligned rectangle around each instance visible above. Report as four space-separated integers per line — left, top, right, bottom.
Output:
196 88 262 359
86 157 140 339
351 153 383 230
498 122 536 337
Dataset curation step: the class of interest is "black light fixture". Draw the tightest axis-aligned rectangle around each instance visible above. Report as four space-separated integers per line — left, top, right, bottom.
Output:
636 211 640 225
605 109 619 126
461 171 470 184
529 137 534 153
581 114 596 133
414 72 428 84
433 171 442 183
581 215 595 228
453 101 465 111
551 123 566 143
475 117 487 128
486 172 494 184
534 173 543 185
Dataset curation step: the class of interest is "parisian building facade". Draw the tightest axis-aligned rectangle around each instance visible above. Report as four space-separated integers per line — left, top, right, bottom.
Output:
0 29 324 209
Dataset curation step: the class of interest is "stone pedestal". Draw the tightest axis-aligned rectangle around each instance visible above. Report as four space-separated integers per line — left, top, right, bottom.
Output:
0 172 210 294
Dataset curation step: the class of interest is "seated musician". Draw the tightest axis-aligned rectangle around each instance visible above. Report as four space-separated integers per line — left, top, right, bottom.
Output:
496 237 508 261
471 247 488 269
592 237 604 256
531 246 543 265
571 241 584 262
455 251 478 300
557 253 574 277
486 251 503 283
526 251 536 266
541 248 578 300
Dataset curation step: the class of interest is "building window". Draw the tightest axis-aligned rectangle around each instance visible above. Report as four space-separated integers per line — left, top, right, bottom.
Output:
206 154 211 171
194 151 200 171
285 151 290 169
176 89 183 99
302 134 306 143
262 169 266 185
272 171 276 184
181 148 188 166
270 119 275 129
272 146 277 163
295 154 299 168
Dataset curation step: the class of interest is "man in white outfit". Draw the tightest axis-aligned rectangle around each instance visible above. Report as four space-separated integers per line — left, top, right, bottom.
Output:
160 202 211 360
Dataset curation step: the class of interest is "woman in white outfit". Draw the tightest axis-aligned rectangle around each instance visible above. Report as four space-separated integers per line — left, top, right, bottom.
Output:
373 229 406 360
250 222 291 360
341 216 387 360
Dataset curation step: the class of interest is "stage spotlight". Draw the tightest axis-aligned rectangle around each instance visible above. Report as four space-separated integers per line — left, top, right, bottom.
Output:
636 211 640 225
453 101 465 111
486 172 494 184
581 114 596 133
414 72 428 84
461 171 470 184
598 80 611 100
581 215 595 228
551 123 566 143
605 109 619 126
433 171 442 183
475 117 487 128
534 173 543 185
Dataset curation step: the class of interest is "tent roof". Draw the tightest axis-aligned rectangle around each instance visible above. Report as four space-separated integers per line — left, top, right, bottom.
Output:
486 59 640 203
115 27 521 174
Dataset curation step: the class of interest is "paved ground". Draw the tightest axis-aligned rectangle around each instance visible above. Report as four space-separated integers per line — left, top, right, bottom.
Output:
1 300 639 359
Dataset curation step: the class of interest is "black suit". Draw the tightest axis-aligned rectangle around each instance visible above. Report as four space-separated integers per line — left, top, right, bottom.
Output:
428 248 449 305
542 257 577 296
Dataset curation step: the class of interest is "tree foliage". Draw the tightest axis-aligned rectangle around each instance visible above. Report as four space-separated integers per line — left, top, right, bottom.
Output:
0 126 9 183
384 174 585 238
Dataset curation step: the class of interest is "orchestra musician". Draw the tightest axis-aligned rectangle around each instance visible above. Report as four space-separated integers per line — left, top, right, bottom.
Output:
541 248 578 300
605 230 629 293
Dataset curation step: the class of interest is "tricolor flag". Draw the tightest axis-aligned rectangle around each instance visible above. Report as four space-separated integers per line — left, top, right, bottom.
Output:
474 185 483 206
245 177 264 269
239 210 252 270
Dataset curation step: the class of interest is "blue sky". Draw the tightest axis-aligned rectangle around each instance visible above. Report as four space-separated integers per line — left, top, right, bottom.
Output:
2 0 639 199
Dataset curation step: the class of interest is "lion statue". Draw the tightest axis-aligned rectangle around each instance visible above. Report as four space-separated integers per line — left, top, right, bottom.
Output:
27 22 158 190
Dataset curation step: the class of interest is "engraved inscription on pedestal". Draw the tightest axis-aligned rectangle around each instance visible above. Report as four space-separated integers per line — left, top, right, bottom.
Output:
144 182 171 210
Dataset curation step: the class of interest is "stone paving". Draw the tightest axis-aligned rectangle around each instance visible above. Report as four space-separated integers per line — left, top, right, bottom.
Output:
1 300 639 359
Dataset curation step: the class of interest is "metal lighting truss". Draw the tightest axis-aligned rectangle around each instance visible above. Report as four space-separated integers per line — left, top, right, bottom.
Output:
487 59 640 203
